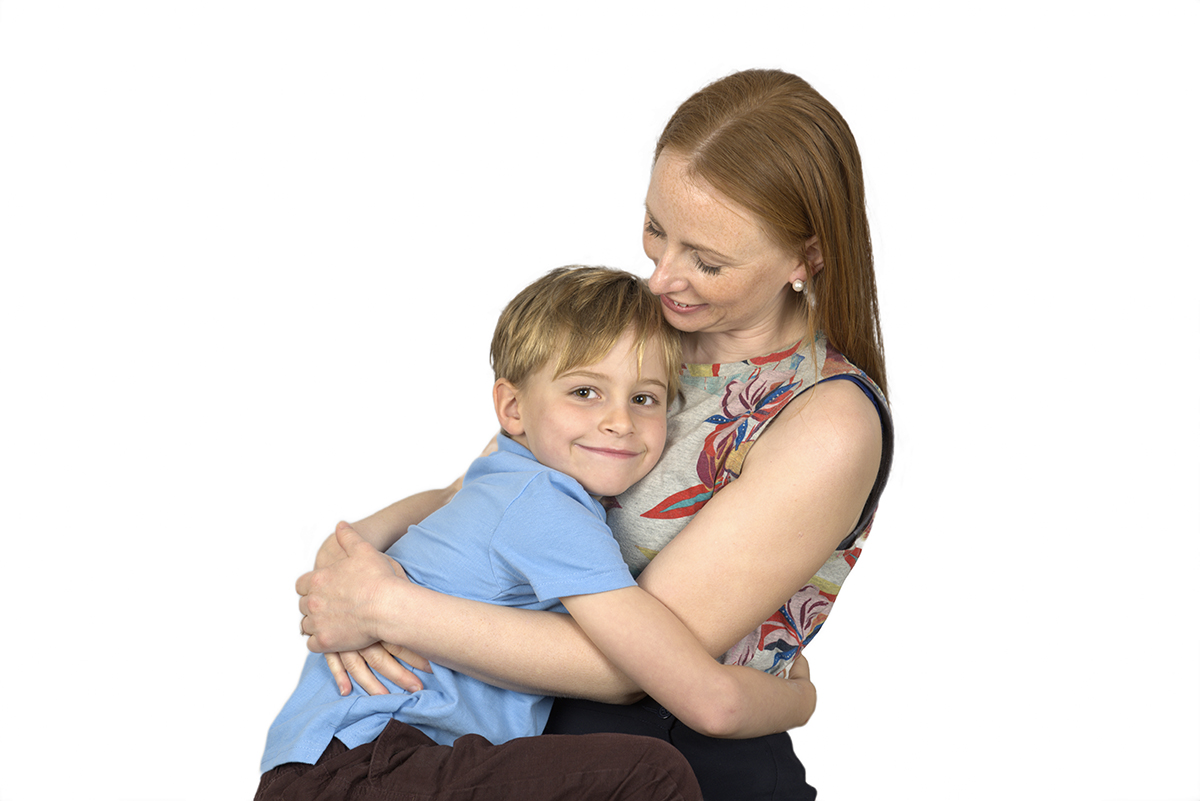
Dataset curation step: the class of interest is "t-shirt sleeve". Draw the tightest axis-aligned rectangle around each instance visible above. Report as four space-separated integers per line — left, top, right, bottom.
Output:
490 472 636 604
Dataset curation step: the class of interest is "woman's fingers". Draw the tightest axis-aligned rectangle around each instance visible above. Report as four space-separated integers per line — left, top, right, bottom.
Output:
381 642 431 678
295 569 313 598
314 530 349 571
324 653 352 696
340 643 424 695
363 643 422 693
338 649 390 696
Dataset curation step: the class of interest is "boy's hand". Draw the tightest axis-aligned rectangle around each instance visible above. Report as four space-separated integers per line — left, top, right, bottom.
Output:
298 522 399 653
789 651 810 682
784 652 816 727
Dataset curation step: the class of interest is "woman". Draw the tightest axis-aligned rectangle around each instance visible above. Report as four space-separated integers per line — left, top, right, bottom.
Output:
301 68 893 800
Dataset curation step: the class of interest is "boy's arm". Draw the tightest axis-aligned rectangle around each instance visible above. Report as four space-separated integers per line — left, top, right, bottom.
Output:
318 434 500 568
302 523 816 725
561 586 816 737
315 486 460 570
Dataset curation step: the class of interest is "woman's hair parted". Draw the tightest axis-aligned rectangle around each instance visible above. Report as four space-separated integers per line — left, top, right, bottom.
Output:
490 266 683 404
656 68 887 398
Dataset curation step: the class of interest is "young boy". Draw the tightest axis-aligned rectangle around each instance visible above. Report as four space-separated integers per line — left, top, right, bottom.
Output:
259 267 815 800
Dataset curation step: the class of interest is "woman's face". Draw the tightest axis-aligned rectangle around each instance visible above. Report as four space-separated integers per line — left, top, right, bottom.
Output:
643 150 808 339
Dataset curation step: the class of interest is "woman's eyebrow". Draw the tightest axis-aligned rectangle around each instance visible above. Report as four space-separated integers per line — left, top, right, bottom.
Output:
644 204 737 264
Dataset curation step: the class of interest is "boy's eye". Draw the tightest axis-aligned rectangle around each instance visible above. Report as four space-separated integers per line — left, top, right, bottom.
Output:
631 393 657 406
572 387 599 400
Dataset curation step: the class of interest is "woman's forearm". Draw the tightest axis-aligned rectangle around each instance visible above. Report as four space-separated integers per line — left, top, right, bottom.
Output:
562 586 815 737
704 665 816 737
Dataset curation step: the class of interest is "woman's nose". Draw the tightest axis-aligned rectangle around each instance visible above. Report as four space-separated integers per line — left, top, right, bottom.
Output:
647 250 686 296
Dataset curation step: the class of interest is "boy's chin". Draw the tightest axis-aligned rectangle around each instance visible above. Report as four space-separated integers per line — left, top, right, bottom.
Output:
584 476 648 499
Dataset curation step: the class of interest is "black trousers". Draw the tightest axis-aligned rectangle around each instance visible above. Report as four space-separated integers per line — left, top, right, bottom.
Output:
544 697 817 801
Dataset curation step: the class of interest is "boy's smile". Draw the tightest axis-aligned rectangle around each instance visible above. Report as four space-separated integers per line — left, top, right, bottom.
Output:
495 329 670 498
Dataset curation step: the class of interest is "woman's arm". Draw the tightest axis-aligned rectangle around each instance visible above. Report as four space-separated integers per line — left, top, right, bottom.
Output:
301 525 815 732
316 436 501 695
314 485 460 696
307 382 880 702
563 586 816 737
634 380 882 656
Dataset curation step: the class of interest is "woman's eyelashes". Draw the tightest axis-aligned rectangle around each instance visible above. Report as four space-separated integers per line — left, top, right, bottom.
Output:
692 254 721 276
644 217 722 276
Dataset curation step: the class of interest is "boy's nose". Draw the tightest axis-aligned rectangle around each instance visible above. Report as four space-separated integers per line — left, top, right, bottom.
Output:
601 404 633 435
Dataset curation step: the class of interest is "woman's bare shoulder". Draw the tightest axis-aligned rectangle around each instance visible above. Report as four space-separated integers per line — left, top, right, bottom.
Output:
752 378 883 478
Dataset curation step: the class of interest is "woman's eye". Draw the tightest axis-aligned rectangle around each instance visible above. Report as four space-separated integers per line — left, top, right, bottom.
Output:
692 254 721 276
631 393 657 406
644 219 664 239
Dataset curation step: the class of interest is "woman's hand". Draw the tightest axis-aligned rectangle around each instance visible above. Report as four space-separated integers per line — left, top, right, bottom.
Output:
314 528 350 571
325 643 432 696
310 525 433 694
297 521 402 653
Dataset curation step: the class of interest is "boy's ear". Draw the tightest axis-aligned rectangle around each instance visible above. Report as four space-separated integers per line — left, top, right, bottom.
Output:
493 379 525 437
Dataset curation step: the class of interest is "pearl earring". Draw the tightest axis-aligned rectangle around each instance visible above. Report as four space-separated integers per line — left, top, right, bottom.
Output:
792 279 805 292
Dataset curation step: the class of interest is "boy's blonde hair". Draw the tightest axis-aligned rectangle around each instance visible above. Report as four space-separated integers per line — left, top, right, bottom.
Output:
491 266 682 404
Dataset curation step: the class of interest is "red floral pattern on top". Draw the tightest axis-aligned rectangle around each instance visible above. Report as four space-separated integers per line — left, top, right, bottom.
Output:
644 368 802 520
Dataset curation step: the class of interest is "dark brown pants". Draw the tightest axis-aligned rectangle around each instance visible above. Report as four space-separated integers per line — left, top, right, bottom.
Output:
255 719 703 801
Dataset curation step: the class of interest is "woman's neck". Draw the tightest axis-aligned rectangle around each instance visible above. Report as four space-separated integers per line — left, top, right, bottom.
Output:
681 306 809 365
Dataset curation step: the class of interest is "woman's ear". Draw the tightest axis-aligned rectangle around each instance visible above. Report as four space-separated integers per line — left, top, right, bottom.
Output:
792 235 824 283
493 379 525 437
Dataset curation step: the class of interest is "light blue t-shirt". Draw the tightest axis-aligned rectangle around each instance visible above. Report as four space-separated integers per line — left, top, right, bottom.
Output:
261 437 637 772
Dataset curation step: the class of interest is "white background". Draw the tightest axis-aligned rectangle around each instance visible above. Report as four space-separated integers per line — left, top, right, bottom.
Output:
2 2 1197 799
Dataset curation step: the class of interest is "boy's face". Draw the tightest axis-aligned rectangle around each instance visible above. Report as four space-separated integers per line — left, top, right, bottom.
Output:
497 328 670 497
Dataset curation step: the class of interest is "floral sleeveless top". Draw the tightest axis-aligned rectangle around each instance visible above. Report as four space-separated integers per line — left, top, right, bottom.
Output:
606 334 892 678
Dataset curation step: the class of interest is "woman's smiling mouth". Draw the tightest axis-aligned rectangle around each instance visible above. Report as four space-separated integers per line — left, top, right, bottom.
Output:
662 296 702 312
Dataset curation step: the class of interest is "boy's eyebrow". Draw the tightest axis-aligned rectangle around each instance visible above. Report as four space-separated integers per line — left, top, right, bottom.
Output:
644 203 737 264
561 368 668 390
636 376 670 390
